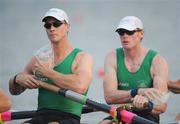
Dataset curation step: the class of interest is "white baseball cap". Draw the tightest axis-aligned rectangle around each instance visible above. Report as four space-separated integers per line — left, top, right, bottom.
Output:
42 8 69 24
116 16 143 31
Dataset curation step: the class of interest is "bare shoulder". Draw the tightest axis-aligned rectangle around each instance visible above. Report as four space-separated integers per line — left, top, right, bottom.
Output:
73 51 93 68
77 51 92 58
76 51 93 61
104 50 116 66
105 50 116 59
152 54 168 70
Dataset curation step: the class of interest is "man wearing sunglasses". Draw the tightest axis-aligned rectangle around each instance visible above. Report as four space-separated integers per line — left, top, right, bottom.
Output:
9 8 93 124
100 16 168 124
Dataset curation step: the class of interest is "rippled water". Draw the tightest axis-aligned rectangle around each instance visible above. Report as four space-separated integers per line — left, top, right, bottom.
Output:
0 0 179 123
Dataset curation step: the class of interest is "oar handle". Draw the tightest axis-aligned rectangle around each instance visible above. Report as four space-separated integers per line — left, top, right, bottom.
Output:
39 81 60 93
0 110 36 121
39 81 157 124
0 81 157 124
131 113 157 124
81 106 97 113
0 106 96 122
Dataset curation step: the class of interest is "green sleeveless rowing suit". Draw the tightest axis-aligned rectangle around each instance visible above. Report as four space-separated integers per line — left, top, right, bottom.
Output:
38 48 84 117
115 48 160 123
116 48 157 91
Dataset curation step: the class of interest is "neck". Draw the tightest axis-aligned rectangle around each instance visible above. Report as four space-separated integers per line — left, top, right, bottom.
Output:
124 45 145 59
51 39 73 59
124 45 148 72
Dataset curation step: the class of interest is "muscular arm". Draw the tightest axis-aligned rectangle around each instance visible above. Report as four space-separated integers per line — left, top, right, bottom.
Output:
0 89 11 112
9 57 40 95
35 52 93 94
138 55 168 114
103 51 131 104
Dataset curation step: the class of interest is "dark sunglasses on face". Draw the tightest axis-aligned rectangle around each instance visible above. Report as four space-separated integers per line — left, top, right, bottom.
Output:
44 21 63 29
116 29 140 36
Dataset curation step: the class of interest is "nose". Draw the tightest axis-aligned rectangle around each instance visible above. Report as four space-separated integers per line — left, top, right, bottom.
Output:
123 33 129 36
49 25 56 31
120 33 128 37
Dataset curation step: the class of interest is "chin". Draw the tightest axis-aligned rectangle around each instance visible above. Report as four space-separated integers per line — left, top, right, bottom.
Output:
122 45 131 50
49 38 58 43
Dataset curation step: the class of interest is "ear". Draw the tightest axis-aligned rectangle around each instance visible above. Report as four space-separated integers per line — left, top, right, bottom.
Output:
140 30 144 35
66 24 70 32
139 30 144 39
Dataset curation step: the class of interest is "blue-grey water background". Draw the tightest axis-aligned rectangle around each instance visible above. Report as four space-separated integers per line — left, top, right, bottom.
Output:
0 0 179 123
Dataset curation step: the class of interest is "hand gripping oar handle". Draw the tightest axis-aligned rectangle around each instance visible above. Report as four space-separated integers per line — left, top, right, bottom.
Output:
39 81 157 124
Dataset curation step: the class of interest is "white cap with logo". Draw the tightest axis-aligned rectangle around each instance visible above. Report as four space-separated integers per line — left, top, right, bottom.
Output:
116 16 143 31
42 8 69 24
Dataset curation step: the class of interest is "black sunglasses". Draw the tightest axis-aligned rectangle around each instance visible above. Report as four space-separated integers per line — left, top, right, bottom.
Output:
44 21 63 29
116 29 139 36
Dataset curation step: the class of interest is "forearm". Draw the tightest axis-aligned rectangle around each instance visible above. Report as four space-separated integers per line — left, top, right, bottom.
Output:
46 70 87 94
105 90 131 104
138 87 167 96
138 88 151 95
9 76 26 95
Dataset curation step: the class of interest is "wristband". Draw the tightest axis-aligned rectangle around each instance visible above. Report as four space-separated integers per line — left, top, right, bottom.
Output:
13 74 19 85
147 101 154 112
130 88 138 97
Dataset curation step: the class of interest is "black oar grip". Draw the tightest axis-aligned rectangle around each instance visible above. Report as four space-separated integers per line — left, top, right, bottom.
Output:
132 115 158 124
0 111 36 121
86 99 111 113
11 110 37 120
